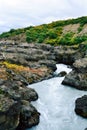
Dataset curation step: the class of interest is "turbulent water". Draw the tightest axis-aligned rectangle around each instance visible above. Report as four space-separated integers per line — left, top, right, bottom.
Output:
27 64 87 130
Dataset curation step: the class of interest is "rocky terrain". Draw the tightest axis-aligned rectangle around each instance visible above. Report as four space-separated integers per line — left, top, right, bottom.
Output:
0 41 59 130
0 40 86 129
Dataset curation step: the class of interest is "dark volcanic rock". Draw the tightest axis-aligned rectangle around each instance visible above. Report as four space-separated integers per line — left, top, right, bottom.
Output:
57 71 67 77
16 100 40 130
0 95 20 130
75 95 87 118
0 57 40 130
54 46 83 65
62 58 87 90
0 81 40 130
62 71 87 90
0 84 38 101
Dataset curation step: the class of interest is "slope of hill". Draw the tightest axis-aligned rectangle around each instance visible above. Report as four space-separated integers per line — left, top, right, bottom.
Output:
0 16 87 45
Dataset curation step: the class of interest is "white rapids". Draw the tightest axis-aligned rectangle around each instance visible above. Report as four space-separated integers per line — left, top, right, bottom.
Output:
27 64 87 130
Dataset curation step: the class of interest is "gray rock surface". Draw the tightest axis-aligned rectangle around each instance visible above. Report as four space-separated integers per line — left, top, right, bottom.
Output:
62 58 87 90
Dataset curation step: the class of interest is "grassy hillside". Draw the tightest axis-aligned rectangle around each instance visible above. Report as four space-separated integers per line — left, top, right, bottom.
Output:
0 16 87 45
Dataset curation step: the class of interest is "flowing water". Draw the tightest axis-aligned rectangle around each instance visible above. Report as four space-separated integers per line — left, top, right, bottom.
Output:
27 64 87 130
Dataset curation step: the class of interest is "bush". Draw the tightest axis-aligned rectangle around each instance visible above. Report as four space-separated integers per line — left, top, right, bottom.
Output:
9 29 15 33
0 32 10 38
58 32 74 45
47 30 57 39
74 35 87 44
26 29 38 42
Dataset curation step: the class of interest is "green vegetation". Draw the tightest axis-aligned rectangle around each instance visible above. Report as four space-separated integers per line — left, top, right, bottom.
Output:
58 32 74 45
74 35 87 44
0 16 87 46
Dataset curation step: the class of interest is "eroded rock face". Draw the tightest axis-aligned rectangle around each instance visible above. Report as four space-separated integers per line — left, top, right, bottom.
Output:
73 58 87 73
62 58 87 90
0 42 57 130
16 100 40 130
0 94 20 130
0 55 40 130
0 80 40 130
0 41 85 129
54 45 83 65
75 95 87 118
0 42 57 84
62 71 87 90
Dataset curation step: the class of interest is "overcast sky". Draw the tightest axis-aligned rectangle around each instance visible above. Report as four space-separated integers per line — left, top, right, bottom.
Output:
0 0 87 33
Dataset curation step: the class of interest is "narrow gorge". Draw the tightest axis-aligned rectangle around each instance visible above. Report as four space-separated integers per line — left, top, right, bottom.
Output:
0 41 86 129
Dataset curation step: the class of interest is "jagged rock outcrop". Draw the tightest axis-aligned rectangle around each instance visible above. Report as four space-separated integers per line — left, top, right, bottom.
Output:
62 58 87 90
0 42 57 83
0 95 20 130
0 77 39 130
16 100 40 130
54 45 84 65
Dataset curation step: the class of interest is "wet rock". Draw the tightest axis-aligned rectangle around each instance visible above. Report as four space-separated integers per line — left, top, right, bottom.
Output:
0 83 39 130
62 58 87 90
62 71 87 90
75 95 87 118
0 94 20 130
57 71 67 77
0 81 38 101
16 100 40 130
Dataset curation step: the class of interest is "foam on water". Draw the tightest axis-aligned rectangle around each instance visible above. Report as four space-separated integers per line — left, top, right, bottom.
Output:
27 64 87 130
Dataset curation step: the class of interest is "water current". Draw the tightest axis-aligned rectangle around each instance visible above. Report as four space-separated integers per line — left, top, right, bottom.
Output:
28 64 87 130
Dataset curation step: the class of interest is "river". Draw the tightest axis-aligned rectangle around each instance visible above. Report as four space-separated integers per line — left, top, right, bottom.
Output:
27 64 87 130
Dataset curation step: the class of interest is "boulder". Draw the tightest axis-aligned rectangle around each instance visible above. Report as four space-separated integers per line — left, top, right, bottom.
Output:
62 58 87 90
0 94 20 130
0 61 40 130
75 95 87 118
57 71 67 77
62 71 87 90
16 100 40 130
0 79 38 101
0 84 40 130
